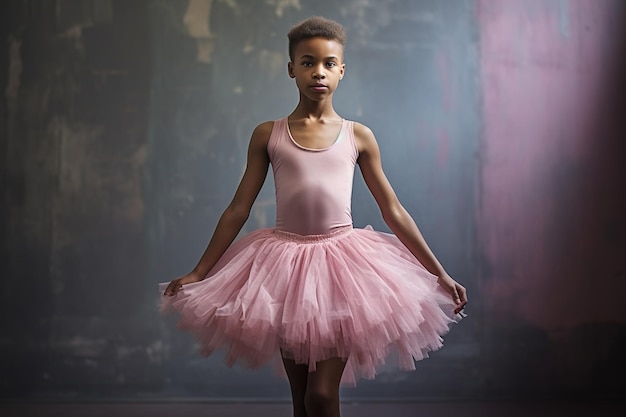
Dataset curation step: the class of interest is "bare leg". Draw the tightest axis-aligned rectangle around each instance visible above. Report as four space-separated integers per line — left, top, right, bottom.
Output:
282 355 309 417
304 357 347 417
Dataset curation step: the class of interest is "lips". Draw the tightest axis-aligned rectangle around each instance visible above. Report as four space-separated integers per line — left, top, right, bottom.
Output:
310 84 328 92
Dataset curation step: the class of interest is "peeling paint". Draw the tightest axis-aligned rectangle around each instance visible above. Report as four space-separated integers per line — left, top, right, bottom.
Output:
184 0 213 37
56 0 113 35
242 42 254 54
184 0 216 63
51 336 108 358
49 118 104 196
258 49 285 79
146 340 168 364
265 0 301 18
219 0 239 12
5 36 22 105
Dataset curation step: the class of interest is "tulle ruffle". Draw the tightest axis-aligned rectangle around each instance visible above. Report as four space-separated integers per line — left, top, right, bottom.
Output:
159 226 462 385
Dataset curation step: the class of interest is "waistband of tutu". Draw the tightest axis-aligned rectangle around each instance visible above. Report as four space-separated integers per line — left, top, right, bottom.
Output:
272 225 353 243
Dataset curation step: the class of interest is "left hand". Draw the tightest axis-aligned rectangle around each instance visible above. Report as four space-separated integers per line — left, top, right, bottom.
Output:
436 274 468 315
163 271 203 297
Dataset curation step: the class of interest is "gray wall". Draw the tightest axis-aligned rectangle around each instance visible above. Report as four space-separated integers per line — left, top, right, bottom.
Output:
0 0 623 401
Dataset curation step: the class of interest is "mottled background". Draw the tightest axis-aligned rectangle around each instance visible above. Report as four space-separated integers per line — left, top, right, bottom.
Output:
0 0 624 402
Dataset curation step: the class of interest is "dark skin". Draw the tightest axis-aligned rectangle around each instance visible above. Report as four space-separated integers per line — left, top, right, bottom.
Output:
165 37 467 417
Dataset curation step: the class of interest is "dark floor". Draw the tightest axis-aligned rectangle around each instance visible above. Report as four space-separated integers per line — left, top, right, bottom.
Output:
0 401 624 417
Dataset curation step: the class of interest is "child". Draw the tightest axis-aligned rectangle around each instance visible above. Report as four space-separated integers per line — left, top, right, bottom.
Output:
161 16 467 417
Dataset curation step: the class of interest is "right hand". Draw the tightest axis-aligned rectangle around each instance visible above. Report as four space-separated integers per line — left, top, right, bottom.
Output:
163 271 203 296
436 273 468 315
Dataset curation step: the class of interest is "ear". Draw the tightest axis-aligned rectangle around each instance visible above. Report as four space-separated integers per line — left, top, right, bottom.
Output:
287 61 295 78
339 63 345 80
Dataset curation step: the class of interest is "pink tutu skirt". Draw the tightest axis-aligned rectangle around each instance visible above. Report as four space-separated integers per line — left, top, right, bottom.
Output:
159 226 463 385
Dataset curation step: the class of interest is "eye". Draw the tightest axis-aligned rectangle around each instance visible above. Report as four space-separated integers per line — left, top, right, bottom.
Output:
326 61 337 67
301 61 312 67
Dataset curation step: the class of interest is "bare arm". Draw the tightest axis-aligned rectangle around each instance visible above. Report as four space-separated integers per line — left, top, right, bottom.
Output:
355 123 467 313
164 122 272 295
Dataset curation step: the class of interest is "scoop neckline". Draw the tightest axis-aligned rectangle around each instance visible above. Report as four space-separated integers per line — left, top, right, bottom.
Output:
285 118 345 152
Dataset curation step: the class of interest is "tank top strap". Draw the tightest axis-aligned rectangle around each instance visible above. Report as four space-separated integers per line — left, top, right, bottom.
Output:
268 118 287 159
343 120 359 164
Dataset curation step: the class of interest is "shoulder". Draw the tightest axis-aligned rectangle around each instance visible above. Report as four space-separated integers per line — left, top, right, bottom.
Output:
249 121 275 147
351 121 378 154
251 121 275 141
244 121 275 158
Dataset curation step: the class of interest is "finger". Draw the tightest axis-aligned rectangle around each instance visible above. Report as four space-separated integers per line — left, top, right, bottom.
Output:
457 285 468 304
454 297 468 315
164 282 180 296
451 287 461 304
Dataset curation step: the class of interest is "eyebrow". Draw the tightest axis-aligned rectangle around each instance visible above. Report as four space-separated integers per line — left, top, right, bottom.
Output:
299 54 340 60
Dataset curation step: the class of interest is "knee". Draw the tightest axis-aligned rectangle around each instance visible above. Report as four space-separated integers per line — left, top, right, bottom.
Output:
304 386 338 414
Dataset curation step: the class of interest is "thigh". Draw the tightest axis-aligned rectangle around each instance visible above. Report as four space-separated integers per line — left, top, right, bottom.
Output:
282 354 309 395
306 357 347 394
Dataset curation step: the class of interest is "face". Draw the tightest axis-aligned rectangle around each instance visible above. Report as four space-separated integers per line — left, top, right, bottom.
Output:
288 37 345 101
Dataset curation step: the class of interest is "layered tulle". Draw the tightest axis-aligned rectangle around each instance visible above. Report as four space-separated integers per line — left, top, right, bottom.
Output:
159 226 462 385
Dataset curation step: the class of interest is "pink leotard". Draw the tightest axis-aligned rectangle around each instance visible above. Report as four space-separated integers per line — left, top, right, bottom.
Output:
268 118 358 235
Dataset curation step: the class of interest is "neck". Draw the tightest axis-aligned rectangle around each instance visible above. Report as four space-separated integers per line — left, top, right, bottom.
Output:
290 96 339 121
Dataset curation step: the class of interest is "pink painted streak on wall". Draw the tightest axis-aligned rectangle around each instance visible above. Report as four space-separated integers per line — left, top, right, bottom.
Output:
477 0 625 329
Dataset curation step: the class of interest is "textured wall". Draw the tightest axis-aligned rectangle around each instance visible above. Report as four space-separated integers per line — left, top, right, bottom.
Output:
0 0 623 401
0 0 155 397
477 0 626 397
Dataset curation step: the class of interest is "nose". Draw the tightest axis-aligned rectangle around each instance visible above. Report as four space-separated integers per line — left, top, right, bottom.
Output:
312 64 326 79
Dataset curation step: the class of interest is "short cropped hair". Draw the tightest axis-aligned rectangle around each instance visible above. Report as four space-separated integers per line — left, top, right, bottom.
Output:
287 16 346 62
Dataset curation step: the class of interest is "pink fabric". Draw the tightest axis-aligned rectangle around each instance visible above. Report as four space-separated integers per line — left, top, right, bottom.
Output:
270 118 357 235
159 118 462 385
160 227 461 385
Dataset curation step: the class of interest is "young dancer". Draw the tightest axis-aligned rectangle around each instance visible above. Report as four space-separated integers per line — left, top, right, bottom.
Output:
161 16 467 417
